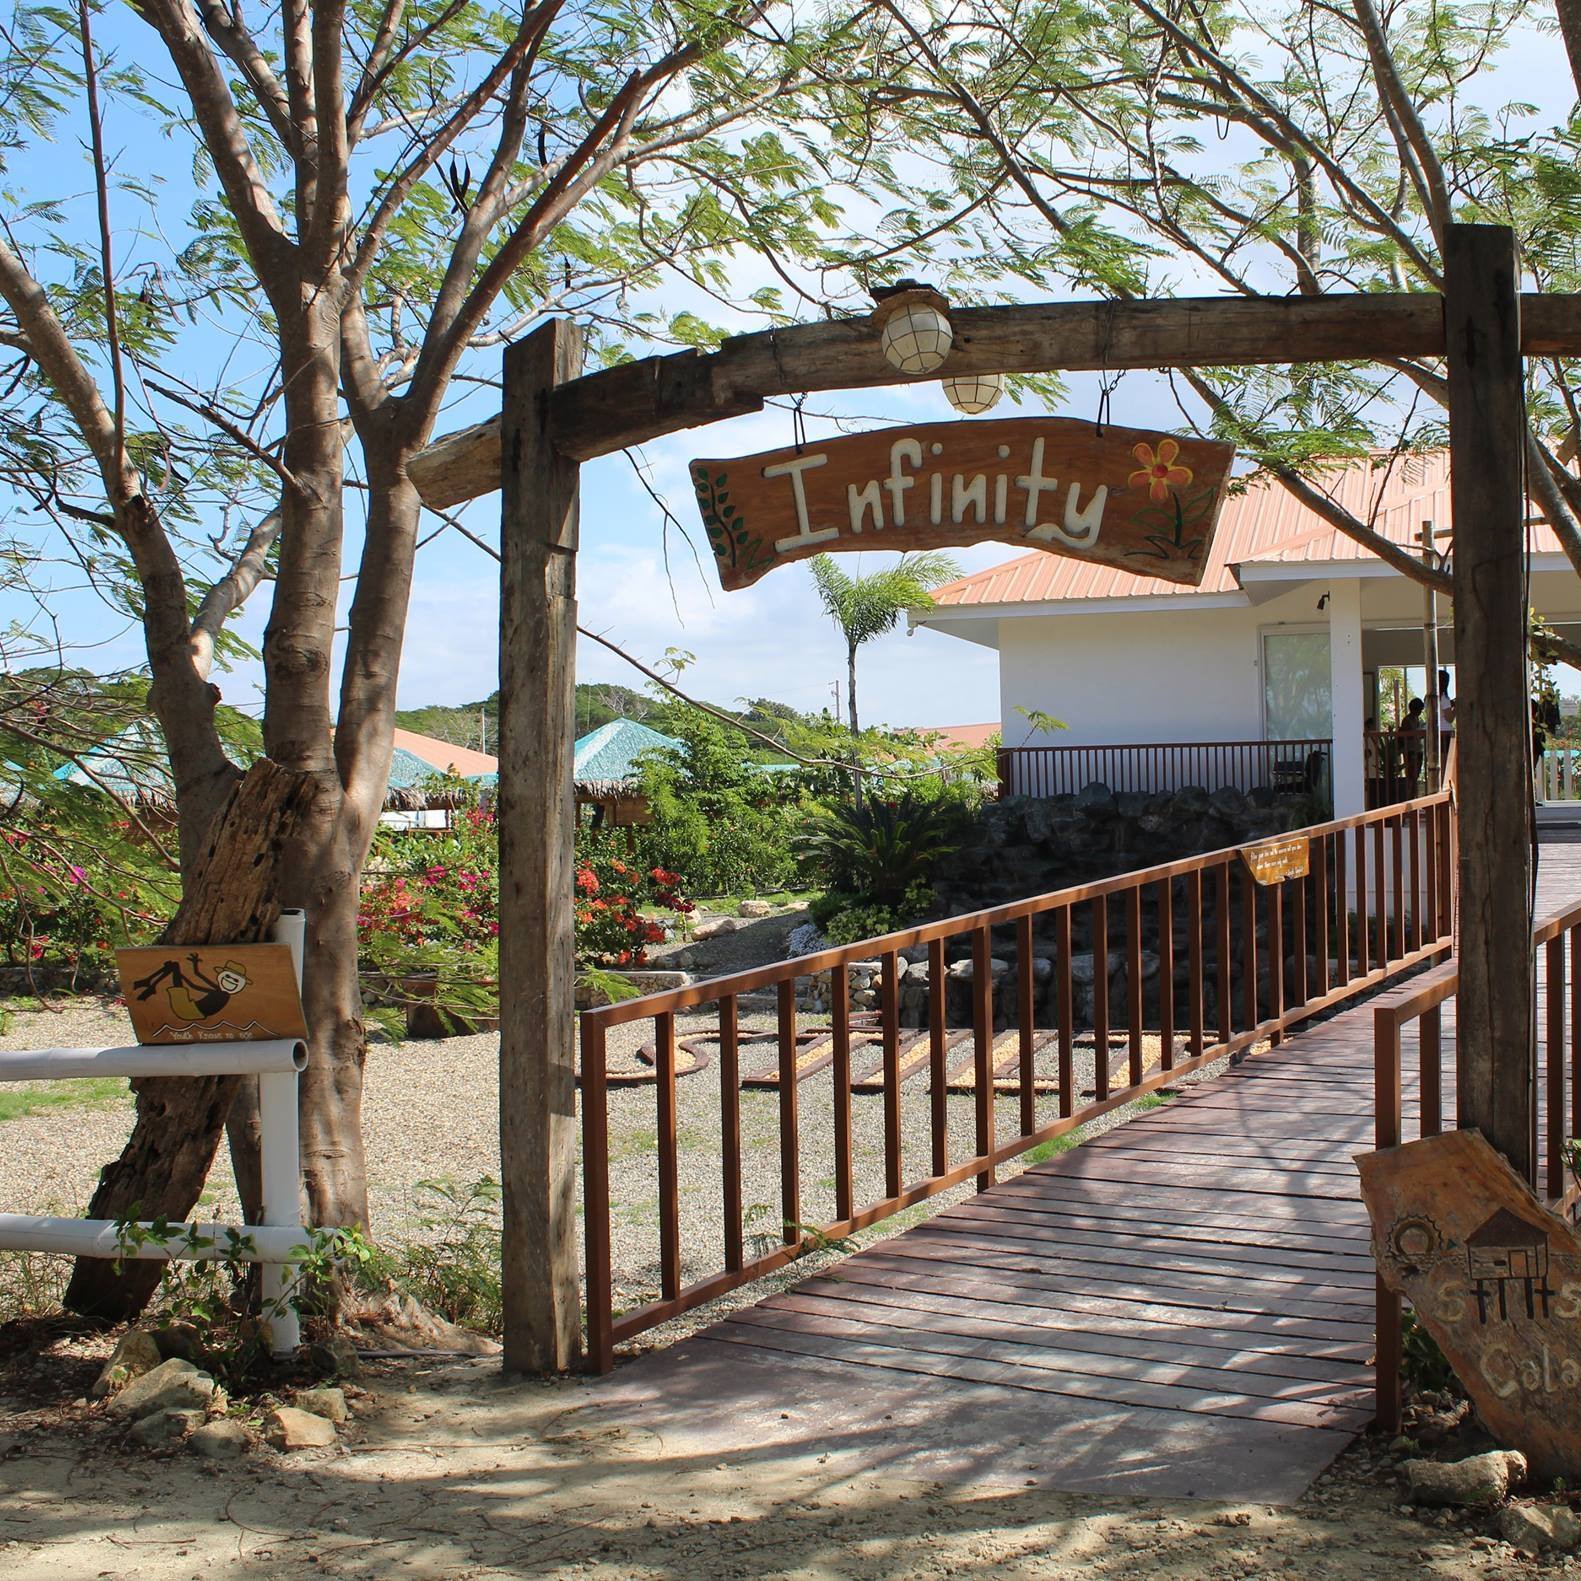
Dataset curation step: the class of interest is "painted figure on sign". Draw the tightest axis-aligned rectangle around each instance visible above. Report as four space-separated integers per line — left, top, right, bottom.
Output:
131 953 253 1024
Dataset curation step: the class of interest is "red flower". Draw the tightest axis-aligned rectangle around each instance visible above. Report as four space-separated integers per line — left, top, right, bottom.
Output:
576 869 600 895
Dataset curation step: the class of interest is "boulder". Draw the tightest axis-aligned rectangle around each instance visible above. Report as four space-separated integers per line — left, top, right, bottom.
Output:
190 1419 251 1460
128 1408 203 1448
1499 1502 1581 1553
91 1329 163 1399
1074 782 1115 816
1208 785 1247 816
265 1406 338 1451
1403 1449 1527 1508
306 1334 363 1380
293 1387 349 1424
738 899 775 918
106 1358 217 1422
691 917 739 940
946 956 1010 982
152 1323 205 1363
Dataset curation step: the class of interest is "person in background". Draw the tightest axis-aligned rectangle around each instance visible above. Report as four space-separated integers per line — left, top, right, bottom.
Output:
1397 698 1427 792
1435 668 1455 766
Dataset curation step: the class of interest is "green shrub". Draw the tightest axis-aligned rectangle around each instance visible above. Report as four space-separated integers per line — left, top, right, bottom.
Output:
799 792 967 908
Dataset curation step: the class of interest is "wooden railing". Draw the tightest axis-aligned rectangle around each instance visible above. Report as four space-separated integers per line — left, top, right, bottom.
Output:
579 791 1454 1371
1372 893 1581 1432
995 739 1332 800
1364 727 1448 809
1538 747 1581 802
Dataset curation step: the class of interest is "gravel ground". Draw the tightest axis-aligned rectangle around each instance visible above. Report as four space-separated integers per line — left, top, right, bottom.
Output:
0 993 1229 1347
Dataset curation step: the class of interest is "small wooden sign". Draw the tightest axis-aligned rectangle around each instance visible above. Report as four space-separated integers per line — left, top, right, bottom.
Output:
1240 835 1310 886
116 944 307 1045
1358 1129 1581 1481
690 416 1234 592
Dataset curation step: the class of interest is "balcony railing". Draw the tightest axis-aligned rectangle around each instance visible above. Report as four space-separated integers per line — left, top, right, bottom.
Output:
996 739 1332 800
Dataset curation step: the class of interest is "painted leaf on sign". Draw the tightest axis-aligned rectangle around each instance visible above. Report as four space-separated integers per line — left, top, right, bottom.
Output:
688 416 1235 592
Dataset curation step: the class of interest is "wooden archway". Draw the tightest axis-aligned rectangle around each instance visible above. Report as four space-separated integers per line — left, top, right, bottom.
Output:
409 223 1581 1372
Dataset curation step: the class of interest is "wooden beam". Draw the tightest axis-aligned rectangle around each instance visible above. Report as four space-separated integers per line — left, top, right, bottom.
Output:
498 318 584 1371
1445 225 1535 1184
409 291 1581 506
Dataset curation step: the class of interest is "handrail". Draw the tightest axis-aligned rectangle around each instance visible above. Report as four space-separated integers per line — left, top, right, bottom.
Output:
1372 888 1581 1432
582 790 1455 1372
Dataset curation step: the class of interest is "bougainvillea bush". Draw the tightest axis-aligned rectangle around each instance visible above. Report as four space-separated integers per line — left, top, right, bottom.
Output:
357 782 694 1031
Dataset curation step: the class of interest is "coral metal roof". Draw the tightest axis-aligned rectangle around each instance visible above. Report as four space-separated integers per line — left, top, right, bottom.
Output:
928 451 1561 610
391 727 497 777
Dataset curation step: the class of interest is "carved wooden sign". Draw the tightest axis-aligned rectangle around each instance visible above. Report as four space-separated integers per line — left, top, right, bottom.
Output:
1357 1128 1581 1481
116 943 307 1045
689 416 1235 592
1241 835 1311 886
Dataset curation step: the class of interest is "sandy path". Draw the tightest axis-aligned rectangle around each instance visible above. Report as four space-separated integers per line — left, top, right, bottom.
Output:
0 1358 1552 1580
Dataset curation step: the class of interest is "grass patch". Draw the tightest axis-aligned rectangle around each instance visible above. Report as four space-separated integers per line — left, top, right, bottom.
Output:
0 1077 129 1124
1023 1132 1083 1165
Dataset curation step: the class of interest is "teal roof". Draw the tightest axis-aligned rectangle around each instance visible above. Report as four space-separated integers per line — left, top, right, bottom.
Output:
386 746 446 792
572 718 680 788
55 721 174 804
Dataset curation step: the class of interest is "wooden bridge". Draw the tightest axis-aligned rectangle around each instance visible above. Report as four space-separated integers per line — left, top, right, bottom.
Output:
574 812 1581 1502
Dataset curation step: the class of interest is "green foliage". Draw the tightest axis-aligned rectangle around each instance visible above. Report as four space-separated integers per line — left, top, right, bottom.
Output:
800 792 968 909
636 705 808 896
363 1177 505 1336
1400 1309 1456 1396
110 1214 374 1387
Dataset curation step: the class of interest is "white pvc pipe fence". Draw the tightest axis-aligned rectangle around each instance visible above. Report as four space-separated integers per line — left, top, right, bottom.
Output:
0 909 311 1355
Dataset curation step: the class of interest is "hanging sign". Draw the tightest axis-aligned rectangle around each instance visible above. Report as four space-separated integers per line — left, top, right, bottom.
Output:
1240 835 1310 886
1357 1129 1581 1482
116 943 307 1045
689 416 1234 592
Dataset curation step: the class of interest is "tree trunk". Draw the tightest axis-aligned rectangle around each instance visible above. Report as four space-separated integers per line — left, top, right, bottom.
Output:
63 760 315 1320
1557 0 1581 98
847 640 862 807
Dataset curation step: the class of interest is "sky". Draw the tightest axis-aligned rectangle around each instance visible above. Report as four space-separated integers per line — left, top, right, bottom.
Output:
2 11 1576 736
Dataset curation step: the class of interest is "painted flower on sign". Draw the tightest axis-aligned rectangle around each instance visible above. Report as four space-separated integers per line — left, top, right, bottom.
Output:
1129 439 1193 502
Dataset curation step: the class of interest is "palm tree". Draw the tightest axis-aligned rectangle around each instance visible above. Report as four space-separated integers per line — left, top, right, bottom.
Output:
808 551 961 799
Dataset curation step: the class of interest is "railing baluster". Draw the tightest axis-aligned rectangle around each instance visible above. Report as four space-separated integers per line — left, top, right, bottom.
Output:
580 1017 614 1373
1391 815 1405 961
1017 914 1036 1136
830 972 853 1223
1548 935 1566 1200
1407 806 1422 953
1420 1005 1442 1138
1187 869 1204 1059
1056 906 1075 1116
1269 879 1285 1040
1571 923 1581 1146
1127 885 1145 1087
1316 833 1331 995
1292 860 1308 1009
1374 1001 1404 1435
1158 877 1176 1070
928 937 948 1177
881 951 902 1200
972 924 995 1189
1335 831 1351 986
1354 824 1369 978
1373 818 1388 968
719 994 744 1271
1439 799 1455 938
656 1010 682 1296
1216 862 1232 1047
1093 894 1111 1099
1243 866 1259 1033
776 982 800 1248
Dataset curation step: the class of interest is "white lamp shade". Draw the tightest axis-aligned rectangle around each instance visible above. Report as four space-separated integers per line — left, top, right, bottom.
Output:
941 372 1003 414
879 300 954 375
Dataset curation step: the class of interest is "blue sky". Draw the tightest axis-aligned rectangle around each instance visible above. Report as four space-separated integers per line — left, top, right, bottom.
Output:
2 12 1574 734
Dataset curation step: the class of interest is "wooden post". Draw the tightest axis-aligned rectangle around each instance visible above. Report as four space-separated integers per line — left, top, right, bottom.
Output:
1445 224 1535 1183
499 319 584 1370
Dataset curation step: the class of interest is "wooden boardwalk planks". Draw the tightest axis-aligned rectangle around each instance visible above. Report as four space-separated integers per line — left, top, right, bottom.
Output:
580 839 1581 1500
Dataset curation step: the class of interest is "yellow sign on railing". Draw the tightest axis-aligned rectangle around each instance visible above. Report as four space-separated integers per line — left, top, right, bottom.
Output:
1240 835 1311 886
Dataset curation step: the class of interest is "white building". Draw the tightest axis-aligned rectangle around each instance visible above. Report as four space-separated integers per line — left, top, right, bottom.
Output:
915 452 1581 816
